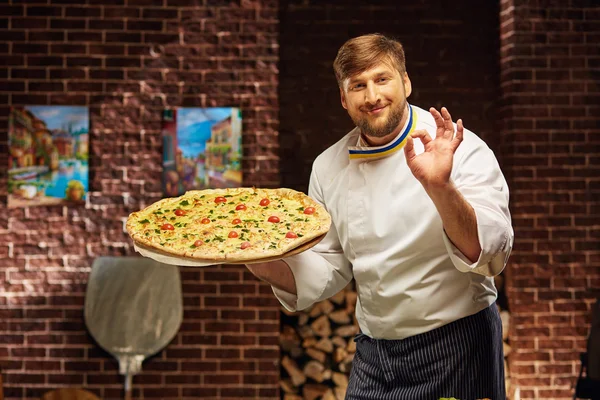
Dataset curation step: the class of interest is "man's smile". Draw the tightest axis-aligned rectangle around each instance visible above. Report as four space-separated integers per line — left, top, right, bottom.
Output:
365 105 388 116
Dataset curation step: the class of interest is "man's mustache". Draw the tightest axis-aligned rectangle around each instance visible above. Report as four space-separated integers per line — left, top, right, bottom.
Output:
361 103 387 112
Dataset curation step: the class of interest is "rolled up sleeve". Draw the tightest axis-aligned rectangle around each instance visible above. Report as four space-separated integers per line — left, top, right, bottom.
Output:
443 137 514 277
272 167 353 311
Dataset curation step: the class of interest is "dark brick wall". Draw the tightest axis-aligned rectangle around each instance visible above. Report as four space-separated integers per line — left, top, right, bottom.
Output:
499 1 600 399
0 1 280 398
279 0 501 193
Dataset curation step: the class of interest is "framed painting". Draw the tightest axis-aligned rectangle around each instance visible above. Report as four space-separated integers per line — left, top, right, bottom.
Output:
8 106 89 208
162 107 242 197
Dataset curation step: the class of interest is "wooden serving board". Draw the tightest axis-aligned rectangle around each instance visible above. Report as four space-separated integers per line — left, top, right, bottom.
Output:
133 234 326 267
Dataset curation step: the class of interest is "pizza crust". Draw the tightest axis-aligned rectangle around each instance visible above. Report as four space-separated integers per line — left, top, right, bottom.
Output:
126 187 331 263
133 233 326 267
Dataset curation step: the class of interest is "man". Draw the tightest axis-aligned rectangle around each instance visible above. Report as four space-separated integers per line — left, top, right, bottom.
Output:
246 33 513 400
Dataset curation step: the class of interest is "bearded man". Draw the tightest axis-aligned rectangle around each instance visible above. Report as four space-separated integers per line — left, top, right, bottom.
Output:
246 33 513 400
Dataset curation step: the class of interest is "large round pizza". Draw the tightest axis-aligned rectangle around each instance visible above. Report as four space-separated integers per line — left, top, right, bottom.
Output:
126 187 331 264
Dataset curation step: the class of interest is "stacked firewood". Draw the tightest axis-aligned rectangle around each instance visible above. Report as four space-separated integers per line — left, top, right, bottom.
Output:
279 277 512 400
279 282 358 400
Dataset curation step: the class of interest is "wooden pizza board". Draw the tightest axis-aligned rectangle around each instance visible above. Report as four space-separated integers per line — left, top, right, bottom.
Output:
132 234 326 267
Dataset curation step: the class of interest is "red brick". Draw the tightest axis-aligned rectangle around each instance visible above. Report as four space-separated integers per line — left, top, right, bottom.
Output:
180 361 218 372
222 387 258 397
204 321 241 333
539 389 578 399
11 348 45 358
552 351 580 362
24 360 61 370
183 309 218 320
221 309 256 320
181 388 218 397
244 322 279 333
519 377 553 387
538 363 574 375
202 270 242 281
243 348 279 359
48 348 85 358
47 373 85 385
511 364 536 375
141 388 180 397
220 335 257 346
203 373 241 385
243 373 279 385
513 351 552 362
5 373 45 384
165 374 201 384
204 296 240 308
205 348 241 359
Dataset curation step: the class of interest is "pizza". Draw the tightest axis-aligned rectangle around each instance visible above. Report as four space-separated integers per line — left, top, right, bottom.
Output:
126 187 331 263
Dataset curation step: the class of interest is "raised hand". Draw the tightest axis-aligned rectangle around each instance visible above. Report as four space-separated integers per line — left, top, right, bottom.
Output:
404 107 464 189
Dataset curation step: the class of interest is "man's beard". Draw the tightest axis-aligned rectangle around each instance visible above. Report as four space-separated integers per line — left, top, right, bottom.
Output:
352 99 407 139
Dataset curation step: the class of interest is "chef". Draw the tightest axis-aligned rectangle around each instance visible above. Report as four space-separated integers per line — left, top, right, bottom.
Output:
246 33 513 400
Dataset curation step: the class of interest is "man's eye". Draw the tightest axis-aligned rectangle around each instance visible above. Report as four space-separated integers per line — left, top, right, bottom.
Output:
378 78 387 83
353 84 364 90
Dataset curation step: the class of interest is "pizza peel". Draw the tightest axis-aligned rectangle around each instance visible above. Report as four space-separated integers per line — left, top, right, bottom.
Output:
84 257 182 400
132 233 326 267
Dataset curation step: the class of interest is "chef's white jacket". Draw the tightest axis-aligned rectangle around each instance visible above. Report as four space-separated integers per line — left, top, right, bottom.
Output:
273 103 514 340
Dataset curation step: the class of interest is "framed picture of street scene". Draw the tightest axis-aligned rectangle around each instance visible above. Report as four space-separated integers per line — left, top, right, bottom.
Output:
8 106 89 208
161 107 243 197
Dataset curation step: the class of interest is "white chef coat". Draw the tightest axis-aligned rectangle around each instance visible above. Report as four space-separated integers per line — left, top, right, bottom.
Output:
273 103 514 340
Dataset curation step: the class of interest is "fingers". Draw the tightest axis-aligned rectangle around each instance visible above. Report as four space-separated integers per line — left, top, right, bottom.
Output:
410 129 433 145
440 107 455 135
430 107 445 131
405 130 432 161
452 118 464 151
430 106 462 141
404 134 416 161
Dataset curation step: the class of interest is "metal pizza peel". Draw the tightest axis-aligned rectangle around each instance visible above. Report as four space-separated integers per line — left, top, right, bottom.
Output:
84 256 182 400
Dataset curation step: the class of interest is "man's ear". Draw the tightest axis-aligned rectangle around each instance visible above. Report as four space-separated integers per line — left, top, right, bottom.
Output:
340 88 348 110
403 72 412 98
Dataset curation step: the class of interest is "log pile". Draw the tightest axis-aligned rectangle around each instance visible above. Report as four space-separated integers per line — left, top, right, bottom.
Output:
279 276 512 400
279 282 358 400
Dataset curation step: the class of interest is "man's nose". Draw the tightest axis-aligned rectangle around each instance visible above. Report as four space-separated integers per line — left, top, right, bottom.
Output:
364 82 380 105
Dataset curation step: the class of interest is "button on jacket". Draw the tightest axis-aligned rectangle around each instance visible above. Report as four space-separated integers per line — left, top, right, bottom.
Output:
273 104 514 340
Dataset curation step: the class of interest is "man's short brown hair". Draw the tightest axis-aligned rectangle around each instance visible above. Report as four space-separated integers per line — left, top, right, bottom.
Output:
333 33 406 89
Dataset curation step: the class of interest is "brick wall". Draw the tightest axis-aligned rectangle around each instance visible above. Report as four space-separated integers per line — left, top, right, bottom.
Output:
499 1 600 399
279 0 501 193
0 0 281 398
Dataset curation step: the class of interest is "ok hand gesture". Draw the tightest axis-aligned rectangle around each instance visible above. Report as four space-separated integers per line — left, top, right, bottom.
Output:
404 107 464 190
